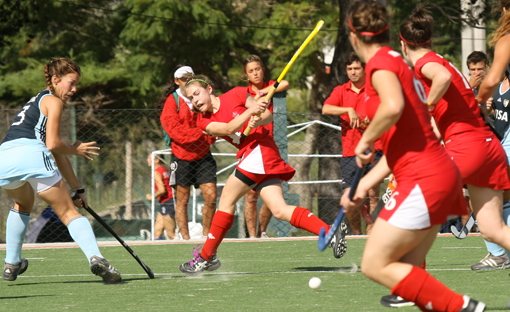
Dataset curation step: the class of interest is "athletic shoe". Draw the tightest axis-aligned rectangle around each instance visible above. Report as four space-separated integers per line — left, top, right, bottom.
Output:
330 221 348 259
2 259 28 281
380 295 415 308
459 295 486 312
90 256 122 284
179 244 221 274
471 253 510 270
260 232 269 239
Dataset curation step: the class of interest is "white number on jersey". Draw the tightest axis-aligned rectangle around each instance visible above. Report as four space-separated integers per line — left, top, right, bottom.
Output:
413 77 428 104
228 131 242 145
495 109 508 122
11 104 31 126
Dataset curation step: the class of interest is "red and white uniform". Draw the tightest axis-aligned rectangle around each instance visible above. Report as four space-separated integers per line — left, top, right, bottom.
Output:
198 89 295 181
154 165 173 204
363 47 466 229
415 52 510 190
160 91 214 161
325 82 382 156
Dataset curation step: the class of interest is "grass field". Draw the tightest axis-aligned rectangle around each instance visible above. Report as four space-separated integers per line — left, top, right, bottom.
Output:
0 235 509 311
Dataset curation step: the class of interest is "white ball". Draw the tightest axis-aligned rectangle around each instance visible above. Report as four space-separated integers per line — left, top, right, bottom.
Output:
309 277 322 290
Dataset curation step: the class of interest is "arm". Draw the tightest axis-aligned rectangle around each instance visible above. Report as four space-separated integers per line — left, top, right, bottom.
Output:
43 96 99 160
430 117 442 140
260 80 290 95
322 104 360 128
160 95 207 145
146 171 166 200
355 70 404 166
205 98 268 136
420 62 452 105
478 35 510 103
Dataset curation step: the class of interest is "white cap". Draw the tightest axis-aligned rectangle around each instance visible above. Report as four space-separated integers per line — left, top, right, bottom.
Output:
174 66 194 79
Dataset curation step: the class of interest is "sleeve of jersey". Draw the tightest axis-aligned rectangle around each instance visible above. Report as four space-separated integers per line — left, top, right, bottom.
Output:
324 86 343 107
160 95 204 145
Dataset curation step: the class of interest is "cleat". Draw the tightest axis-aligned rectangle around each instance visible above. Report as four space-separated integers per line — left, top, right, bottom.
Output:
330 221 348 259
3 259 28 281
459 295 486 312
260 232 269 239
179 244 221 274
471 253 510 270
380 295 415 308
90 256 122 284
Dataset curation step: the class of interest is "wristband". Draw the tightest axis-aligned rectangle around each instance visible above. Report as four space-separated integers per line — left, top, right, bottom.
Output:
427 102 436 106
70 188 85 201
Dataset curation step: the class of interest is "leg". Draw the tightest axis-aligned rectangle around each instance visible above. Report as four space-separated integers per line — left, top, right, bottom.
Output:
343 187 362 234
199 182 217 237
244 189 258 238
175 185 191 239
365 184 380 235
257 203 272 237
4 182 35 266
163 215 176 239
363 219 468 311
468 185 510 251
154 212 165 239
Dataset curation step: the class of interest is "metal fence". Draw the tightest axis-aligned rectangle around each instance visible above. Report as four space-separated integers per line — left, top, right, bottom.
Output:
0 96 473 243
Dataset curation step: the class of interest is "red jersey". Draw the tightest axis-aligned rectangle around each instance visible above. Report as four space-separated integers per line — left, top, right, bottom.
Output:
325 82 382 157
363 47 446 175
155 165 173 204
199 89 271 159
414 52 489 140
160 91 214 161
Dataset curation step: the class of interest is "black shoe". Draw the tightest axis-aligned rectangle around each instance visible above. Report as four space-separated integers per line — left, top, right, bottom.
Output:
380 295 415 308
459 295 486 312
2 259 28 281
90 256 122 284
330 221 348 259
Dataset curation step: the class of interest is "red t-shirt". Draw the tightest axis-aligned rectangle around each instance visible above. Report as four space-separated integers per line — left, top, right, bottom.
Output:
363 47 444 175
198 89 271 158
155 165 173 204
414 52 488 140
324 82 382 156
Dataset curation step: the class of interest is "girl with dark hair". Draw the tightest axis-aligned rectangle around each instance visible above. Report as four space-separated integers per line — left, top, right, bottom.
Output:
179 75 338 273
160 65 217 240
400 3 510 281
341 1 483 311
0 58 121 284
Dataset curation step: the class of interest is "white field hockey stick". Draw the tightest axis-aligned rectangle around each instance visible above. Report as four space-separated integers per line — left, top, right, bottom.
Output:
450 212 475 239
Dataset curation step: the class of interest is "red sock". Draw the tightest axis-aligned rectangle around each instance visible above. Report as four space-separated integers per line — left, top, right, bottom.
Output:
391 266 464 312
421 259 426 269
290 207 329 235
200 211 234 261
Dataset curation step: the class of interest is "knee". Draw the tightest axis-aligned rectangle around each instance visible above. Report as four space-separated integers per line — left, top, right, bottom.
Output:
360 258 379 281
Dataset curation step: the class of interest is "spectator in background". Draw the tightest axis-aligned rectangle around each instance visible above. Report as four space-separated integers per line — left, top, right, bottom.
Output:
146 154 176 240
322 52 382 235
159 65 217 240
467 51 493 119
235 55 289 238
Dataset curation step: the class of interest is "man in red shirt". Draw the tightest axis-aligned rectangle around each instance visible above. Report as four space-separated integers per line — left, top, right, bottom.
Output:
322 52 382 235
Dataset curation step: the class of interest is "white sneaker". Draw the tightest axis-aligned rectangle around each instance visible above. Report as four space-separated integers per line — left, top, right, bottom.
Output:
260 232 269 239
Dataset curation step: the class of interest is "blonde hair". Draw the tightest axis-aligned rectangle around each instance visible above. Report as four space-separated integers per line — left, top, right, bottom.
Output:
489 0 510 46
43 58 81 96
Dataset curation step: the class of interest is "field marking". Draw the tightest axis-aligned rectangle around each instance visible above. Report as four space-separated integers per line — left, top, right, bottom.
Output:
442 247 482 249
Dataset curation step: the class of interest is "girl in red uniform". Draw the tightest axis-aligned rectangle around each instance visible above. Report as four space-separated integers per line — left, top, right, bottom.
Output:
179 75 334 273
235 55 289 239
400 6 510 260
341 2 483 311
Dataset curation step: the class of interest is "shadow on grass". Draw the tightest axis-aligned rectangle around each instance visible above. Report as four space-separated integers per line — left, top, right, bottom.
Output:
8 276 150 286
0 295 55 299
294 266 360 272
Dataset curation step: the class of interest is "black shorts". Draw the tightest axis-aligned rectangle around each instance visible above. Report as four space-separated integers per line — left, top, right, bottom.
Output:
159 200 175 218
171 152 217 187
340 150 383 189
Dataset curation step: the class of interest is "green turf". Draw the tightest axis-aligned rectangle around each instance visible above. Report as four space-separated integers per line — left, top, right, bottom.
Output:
0 236 508 311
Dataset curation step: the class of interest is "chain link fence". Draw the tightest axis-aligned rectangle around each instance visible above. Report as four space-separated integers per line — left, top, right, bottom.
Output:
0 96 474 242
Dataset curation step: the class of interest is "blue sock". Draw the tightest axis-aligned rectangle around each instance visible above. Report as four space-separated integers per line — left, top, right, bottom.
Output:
67 216 103 263
5 208 30 265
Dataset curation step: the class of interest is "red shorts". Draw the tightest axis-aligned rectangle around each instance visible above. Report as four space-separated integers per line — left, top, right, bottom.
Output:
379 156 467 230
237 137 295 180
445 132 510 190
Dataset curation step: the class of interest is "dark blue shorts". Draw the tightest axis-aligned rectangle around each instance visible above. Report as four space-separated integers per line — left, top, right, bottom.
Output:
340 150 383 189
159 200 175 218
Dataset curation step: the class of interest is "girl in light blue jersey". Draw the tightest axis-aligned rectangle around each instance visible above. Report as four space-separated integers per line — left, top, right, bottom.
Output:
0 58 121 284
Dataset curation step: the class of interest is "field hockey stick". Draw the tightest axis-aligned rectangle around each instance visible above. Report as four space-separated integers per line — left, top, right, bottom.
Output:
318 159 366 251
361 181 395 225
71 193 155 279
243 20 324 137
451 212 475 239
